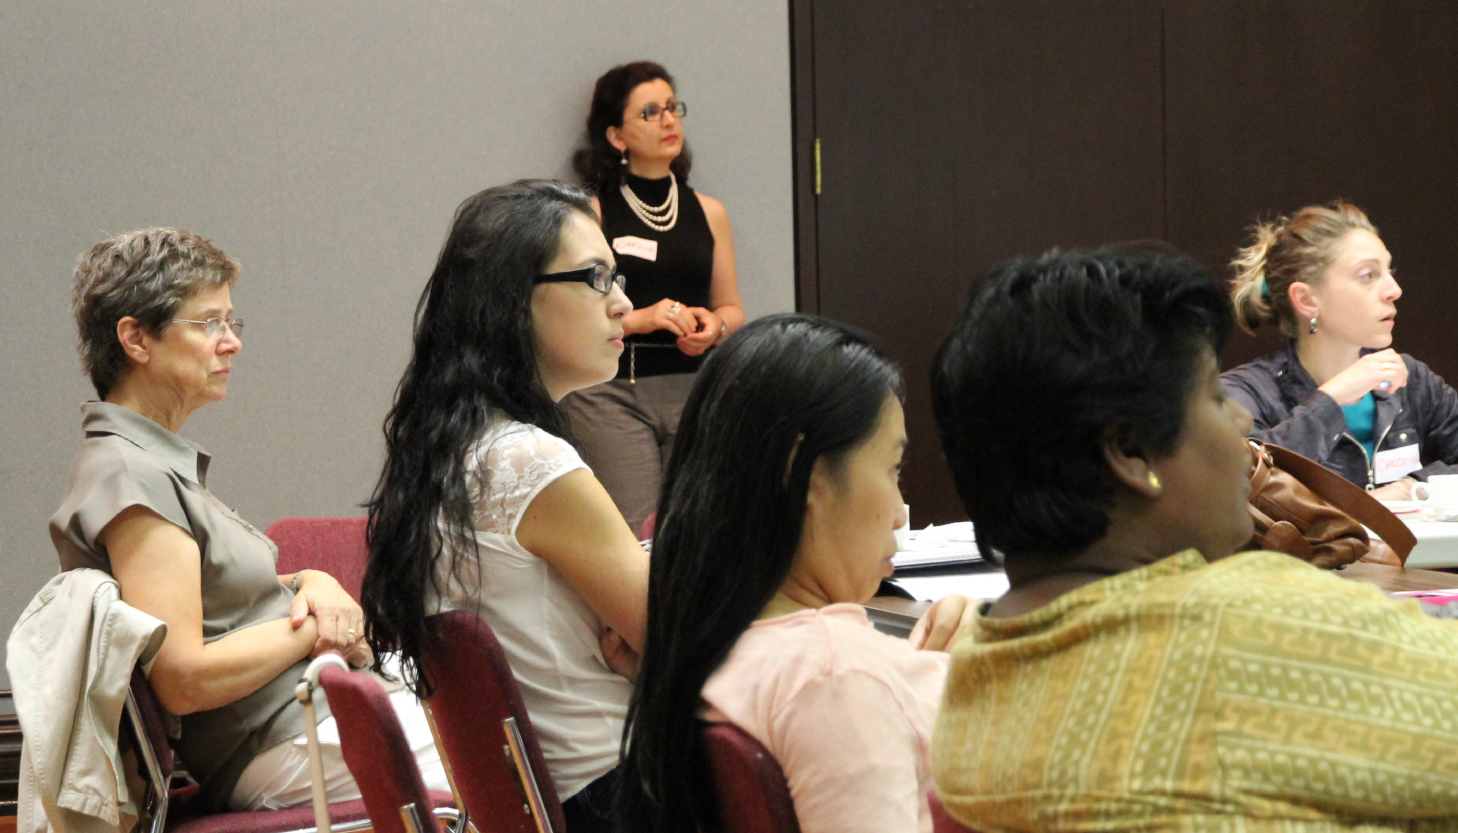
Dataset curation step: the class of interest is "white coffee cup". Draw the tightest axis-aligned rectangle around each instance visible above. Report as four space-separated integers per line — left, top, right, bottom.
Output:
1414 474 1458 507
893 504 912 550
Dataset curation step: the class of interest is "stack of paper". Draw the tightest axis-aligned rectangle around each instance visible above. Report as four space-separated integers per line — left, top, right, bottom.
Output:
891 521 981 568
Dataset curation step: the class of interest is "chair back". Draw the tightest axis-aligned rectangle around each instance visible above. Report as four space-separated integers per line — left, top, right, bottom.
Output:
701 722 800 833
420 611 565 833
928 789 982 833
126 662 432 833
315 665 436 833
125 668 181 833
638 511 657 542
266 517 369 601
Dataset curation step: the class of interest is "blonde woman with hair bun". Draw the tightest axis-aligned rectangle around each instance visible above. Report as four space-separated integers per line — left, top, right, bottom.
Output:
1221 201 1458 497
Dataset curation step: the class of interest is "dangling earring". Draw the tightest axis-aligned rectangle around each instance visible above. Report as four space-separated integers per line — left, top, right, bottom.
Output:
1147 471 1162 491
1309 316 1319 335
619 149 628 166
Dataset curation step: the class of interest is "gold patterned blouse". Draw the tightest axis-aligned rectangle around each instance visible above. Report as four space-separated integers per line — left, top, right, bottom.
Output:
932 549 1458 833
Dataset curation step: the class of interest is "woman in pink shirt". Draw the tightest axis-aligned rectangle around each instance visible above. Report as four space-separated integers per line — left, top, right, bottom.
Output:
618 314 971 833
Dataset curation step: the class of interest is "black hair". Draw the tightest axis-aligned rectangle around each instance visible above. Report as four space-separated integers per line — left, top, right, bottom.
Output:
571 60 693 195
361 179 593 695
617 314 904 833
931 246 1233 559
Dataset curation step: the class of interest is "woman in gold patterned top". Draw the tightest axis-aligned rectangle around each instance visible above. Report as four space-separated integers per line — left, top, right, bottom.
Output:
929 247 1458 832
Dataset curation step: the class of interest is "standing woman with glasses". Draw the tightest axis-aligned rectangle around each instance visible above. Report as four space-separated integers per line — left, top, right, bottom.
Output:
362 180 648 832
564 60 745 535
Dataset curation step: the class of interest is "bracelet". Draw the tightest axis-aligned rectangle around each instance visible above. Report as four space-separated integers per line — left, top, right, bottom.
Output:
716 320 727 344
290 569 311 593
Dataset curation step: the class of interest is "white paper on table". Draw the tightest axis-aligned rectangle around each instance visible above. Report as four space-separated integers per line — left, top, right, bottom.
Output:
892 572 1009 602
904 521 975 550
892 521 981 568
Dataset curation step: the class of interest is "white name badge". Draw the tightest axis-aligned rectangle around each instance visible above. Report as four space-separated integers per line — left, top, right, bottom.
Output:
612 235 658 262
1374 443 1422 483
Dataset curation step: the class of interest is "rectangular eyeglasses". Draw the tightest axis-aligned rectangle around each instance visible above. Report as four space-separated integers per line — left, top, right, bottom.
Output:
534 263 627 295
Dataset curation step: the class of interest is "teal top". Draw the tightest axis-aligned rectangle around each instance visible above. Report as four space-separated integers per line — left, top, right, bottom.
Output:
1341 392 1377 460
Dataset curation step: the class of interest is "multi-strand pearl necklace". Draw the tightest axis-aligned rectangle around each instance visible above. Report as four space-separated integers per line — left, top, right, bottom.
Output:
620 172 679 232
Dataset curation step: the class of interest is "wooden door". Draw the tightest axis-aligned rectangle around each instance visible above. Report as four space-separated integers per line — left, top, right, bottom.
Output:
801 0 1166 524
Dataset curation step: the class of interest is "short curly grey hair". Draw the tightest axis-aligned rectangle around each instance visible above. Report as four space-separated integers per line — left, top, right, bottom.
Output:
72 228 240 399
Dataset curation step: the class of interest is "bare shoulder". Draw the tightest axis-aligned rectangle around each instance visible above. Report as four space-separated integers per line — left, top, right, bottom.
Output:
695 191 729 221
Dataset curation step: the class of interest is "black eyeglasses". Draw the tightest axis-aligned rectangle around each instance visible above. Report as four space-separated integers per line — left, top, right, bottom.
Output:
534 263 627 295
637 100 687 122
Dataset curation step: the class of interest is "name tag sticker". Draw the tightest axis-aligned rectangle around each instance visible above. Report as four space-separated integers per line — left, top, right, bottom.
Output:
1374 443 1421 483
613 235 658 262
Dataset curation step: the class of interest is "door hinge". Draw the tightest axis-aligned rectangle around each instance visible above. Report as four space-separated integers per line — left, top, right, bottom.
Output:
814 138 822 195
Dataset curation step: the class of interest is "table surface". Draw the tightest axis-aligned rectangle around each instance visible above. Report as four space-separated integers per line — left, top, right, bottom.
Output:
1393 520 1458 569
865 561 1458 630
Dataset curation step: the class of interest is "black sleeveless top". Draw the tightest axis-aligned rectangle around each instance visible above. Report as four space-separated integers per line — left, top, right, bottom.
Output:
600 173 715 378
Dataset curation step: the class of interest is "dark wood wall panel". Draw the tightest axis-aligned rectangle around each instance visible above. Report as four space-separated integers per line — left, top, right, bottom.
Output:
1163 2 1458 379
800 0 1458 526
812 1 971 526
812 0 1164 524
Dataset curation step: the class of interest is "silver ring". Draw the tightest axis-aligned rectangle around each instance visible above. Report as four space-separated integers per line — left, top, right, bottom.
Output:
347 628 356 637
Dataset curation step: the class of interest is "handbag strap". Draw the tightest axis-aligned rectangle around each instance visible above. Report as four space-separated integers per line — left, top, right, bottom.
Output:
1264 443 1416 562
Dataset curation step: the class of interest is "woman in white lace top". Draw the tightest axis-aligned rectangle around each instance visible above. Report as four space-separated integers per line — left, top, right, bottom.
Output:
361 180 647 831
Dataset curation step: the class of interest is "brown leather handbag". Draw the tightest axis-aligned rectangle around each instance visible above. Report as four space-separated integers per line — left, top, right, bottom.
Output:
1245 440 1416 569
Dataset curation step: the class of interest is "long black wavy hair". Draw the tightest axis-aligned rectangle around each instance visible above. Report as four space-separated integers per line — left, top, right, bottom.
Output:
361 179 593 695
571 60 693 196
618 314 904 833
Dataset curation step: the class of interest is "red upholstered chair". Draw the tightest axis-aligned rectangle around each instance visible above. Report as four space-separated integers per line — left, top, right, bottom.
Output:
124 667 374 833
311 662 463 833
701 722 800 833
928 788 982 833
266 517 369 602
638 511 657 542
420 610 565 833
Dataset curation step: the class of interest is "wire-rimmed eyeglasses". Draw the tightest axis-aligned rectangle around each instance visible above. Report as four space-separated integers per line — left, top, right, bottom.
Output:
534 263 627 295
173 317 244 337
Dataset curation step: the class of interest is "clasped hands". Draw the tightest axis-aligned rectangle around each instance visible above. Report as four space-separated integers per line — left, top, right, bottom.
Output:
641 297 724 357
289 570 372 668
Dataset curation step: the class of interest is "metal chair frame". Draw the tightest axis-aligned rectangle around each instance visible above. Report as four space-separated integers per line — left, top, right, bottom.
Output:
501 717 553 833
125 661 464 833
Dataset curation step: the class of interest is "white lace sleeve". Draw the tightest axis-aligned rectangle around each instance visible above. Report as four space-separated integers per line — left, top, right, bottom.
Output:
465 422 589 536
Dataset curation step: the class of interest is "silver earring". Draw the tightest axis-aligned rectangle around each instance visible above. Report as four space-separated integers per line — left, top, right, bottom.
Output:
1309 316 1318 335
620 149 628 166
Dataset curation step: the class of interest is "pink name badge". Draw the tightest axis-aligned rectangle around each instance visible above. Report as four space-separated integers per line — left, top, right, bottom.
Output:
1374 443 1421 483
612 235 658 262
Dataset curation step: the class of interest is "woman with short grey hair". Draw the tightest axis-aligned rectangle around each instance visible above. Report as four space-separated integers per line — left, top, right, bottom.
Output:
50 227 447 811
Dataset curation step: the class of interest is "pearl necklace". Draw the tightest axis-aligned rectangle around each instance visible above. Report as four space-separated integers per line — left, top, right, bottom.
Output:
620 173 679 232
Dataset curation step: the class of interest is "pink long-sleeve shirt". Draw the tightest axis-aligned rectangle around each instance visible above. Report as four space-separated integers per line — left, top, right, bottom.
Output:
702 604 950 833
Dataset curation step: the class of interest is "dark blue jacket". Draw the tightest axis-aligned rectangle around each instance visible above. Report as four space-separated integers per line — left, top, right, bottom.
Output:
1221 341 1458 489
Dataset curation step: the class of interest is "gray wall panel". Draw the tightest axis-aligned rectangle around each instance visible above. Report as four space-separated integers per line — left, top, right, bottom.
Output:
0 1 793 684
